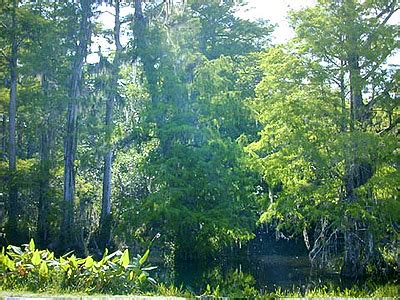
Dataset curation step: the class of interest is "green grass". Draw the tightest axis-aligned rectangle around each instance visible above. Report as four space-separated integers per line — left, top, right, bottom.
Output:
269 283 399 298
1 282 398 299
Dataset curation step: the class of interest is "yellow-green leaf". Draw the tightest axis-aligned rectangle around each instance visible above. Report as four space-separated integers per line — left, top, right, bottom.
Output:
129 270 135 280
139 249 150 265
29 239 35 251
85 256 94 268
120 249 129 267
138 272 146 283
69 255 78 268
39 261 48 276
100 248 108 265
31 250 41 266
5 255 15 271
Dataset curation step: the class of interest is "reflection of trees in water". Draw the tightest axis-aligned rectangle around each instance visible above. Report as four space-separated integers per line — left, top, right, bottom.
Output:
157 253 342 294
201 268 258 298
153 226 368 295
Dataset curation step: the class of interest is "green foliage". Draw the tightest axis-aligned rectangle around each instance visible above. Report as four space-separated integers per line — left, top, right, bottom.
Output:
247 0 400 273
247 46 343 231
1 281 398 298
155 270 399 298
153 283 193 298
269 282 400 298
188 0 273 59
0 0 398 292
0 239 156 294
119 0 268 260
201 270 259 298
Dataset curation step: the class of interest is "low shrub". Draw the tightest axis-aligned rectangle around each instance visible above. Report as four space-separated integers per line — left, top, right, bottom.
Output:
0 239 156 294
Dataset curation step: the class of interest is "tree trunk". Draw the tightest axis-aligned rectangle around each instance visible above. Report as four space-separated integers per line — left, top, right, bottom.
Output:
37 75 53 248
340 5 371 277
1 113 6 159
99 0 123 251
37 125 51 247
339 60 347 132
6 0 20 244
99 149 112 249
60 0 91 250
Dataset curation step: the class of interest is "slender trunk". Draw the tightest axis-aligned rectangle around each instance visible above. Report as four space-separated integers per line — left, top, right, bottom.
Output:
6 0 20 244
9 20 17 172
339 60 347 132
16 121 22 158
37 125 51 247
37 75 52 248
99 0 123 251
61 102 77 247
268 186 274 204
99 88 113 249
99 150 112 249
60 0 91 250
1 113 6 159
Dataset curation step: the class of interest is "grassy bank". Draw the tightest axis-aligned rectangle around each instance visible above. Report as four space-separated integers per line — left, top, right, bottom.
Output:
1 282 398 299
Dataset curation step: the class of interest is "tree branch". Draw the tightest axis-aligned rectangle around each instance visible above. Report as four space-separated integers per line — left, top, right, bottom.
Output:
0 49 10 62
363 1 399 49
100 10 115 17
323 54 341 68
0 21 8 30
366 86 393 111
379 116 399 135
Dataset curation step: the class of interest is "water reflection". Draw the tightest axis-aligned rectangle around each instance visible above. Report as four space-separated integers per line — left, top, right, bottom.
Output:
154 253 342 294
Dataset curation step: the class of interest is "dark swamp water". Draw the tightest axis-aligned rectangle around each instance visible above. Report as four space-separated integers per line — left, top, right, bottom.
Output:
151 231 348 294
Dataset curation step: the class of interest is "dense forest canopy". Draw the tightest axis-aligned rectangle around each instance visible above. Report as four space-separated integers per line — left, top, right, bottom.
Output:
0 0 398 283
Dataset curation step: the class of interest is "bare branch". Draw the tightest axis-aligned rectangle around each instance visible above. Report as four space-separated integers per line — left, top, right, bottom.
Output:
99 10 115 17
120 18 132 24
376 0 399 25
323 54 341 68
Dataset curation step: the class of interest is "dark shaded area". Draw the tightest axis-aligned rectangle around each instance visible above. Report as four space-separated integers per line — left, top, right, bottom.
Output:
154 231 343 294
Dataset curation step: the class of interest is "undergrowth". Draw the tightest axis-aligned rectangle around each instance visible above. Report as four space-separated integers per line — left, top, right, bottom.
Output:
1 240 398 298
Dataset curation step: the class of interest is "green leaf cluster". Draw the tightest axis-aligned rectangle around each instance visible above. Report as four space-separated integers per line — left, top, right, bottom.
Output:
0 239 156 294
